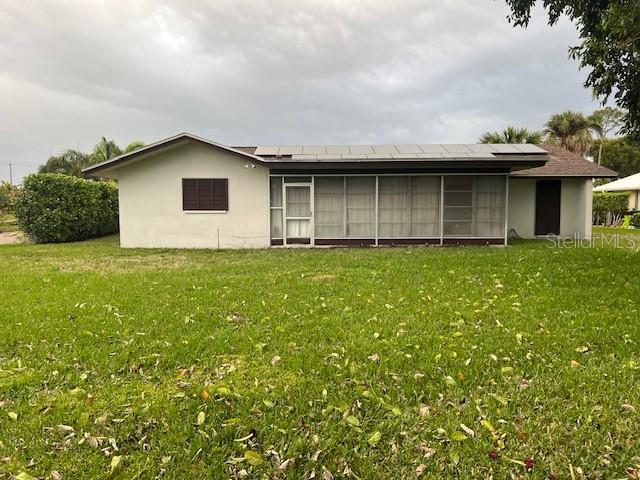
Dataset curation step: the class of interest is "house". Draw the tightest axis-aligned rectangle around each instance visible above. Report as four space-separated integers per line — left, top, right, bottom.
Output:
594 172 640 211
83 133 616 249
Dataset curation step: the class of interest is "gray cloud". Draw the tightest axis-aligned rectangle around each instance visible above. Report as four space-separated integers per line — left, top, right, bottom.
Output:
0 0 597 182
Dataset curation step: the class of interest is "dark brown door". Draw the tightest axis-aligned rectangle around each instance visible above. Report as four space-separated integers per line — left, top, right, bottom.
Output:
535 180 561 235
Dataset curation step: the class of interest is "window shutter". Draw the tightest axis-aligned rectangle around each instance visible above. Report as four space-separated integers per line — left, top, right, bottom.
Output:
198 179 214 210
182 179 199 210
212 178 228 210
183 178 228 210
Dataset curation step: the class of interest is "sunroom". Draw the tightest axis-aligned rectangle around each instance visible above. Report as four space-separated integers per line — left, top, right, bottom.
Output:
269 174 508 246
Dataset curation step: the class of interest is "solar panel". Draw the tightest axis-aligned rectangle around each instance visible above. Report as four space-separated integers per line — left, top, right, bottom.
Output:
416 153 445 159
442 144 473 153
290 154 317 160
326 145 350 155
372 145 398 154
302 145 327 154
392 153 419 159
489 144 522 154
513 144 546 154
467 144 497 153
254 146 279 156
395 144 422 154
349 145 375 154
418 144 447 153
278 146 303 155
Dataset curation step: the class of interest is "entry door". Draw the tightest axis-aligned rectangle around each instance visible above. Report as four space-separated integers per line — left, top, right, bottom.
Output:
284 184 312 244
535 180 561 235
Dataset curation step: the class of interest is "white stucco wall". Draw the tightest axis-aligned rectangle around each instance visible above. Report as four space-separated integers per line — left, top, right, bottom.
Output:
508 177 593 239
114 142 270 249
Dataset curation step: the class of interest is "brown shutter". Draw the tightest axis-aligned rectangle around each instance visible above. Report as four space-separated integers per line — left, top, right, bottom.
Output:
212 178 228 210
182 179 199 210
183 178 228 210
198 179 214 210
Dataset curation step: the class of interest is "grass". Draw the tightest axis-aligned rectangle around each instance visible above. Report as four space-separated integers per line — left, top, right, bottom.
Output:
1 236 639 479
0 213 19 233
593 225 640 236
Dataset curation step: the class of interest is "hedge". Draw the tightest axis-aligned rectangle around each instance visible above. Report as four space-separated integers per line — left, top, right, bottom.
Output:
592 191 630 226
13 173 119 243
631 213 640 229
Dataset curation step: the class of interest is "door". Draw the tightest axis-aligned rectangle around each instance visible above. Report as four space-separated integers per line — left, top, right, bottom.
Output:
535 180 561 235
284 184 312 244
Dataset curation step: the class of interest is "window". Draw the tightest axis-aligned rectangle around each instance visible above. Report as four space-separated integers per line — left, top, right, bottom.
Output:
346 177 375 237
315 177 345 238
378 176 440 237
443 176 473 236
443 176 506 237
270 177 283 238
182 178 228 211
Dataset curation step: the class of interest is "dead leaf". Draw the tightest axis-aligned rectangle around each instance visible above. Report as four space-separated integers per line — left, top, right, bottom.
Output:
271 356 282 366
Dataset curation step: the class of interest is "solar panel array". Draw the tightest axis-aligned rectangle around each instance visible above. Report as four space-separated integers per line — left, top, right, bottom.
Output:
253 144 546 160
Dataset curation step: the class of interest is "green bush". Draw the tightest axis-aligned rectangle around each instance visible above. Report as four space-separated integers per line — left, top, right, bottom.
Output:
630 213 640 229
13 174 118 243
0 181 20 212
592 191 630 226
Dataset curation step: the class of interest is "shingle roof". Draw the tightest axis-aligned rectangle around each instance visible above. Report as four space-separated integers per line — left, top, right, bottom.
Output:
512 144 617 178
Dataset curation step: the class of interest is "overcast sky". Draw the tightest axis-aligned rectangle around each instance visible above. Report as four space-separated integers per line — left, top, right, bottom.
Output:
0 1 597 182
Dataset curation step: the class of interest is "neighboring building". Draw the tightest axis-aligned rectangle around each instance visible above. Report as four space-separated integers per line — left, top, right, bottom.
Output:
84 133 616 249
594 172 640 211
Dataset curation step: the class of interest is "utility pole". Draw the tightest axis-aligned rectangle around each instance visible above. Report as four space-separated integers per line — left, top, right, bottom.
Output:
8 163 13 186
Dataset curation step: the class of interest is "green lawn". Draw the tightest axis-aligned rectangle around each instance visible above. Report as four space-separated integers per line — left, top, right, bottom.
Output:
1 237 638 479
593 225 640 236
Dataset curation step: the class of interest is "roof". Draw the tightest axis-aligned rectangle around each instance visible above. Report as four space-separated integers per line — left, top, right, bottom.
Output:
512 144 617 178
83 133 265 176
249 143 546 159
83 133 618 178
594 171 640 192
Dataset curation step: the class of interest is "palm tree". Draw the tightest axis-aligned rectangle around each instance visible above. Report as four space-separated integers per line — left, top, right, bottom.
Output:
544 111 593 155
38 150 92 177
479 126 545 144
589 107 625 164
91 137 123 164
124 140 145 153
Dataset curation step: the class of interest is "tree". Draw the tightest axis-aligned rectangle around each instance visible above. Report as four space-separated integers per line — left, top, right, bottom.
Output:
124 140 145 153
544 111 593 155
479 126 545 144
37 138 145 177
503 1 640 137
589 137 640 178
38 149 92 177
589 107 625 164
91 137 122 164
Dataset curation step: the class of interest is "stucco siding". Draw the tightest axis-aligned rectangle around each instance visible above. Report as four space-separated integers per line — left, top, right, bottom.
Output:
508 177 593 239
117 142 270 249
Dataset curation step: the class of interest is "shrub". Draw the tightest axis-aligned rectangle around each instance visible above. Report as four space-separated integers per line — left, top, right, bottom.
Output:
592 191 630 226
13 174 118 243
630 213 640 229
0 181 20 213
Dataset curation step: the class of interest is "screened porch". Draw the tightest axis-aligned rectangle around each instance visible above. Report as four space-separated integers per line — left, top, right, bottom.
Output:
269 175 507 246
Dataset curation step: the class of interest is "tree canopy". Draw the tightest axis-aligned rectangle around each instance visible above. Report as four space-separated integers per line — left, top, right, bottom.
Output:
504 1 640 137
589 137 640 178
38 137 144 177
544 110 593 155
479 126 545 144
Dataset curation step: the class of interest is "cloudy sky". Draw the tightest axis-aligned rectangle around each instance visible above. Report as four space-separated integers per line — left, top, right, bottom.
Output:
0 1 597 182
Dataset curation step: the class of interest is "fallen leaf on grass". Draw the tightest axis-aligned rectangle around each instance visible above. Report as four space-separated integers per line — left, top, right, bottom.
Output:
196 411 206 425
16 473 35 480
367 431 381 446
451 431 467 442
244 451 262 466
8 412 18 421
110 455 122 473
621 404 636 414
570 360 581 368
271 356 282 366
